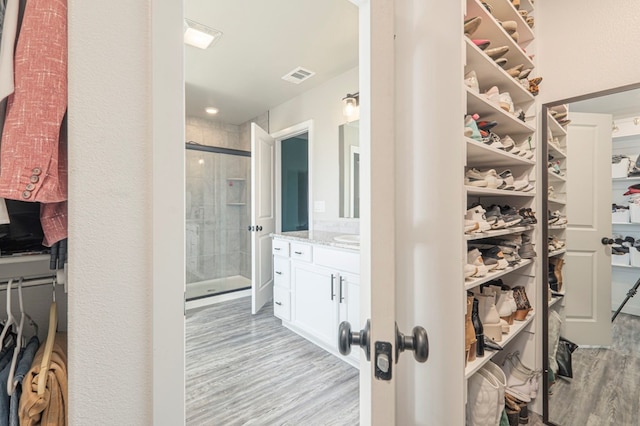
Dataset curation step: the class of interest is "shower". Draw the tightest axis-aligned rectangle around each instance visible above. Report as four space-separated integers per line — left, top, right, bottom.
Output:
185 143 251 300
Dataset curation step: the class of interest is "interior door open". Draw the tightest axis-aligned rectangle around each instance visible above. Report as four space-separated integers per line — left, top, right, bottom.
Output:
563 112 613 345
251 123 276 314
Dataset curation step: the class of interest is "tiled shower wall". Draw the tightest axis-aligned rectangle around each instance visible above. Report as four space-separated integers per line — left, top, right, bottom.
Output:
185 113 268 284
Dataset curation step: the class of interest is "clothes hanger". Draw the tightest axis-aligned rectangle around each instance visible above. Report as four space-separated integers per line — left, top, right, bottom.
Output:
0 278 16 350
7 277 26 395
37 277 57 396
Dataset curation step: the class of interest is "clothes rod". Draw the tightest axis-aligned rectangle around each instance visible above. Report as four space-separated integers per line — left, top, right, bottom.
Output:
0 275 57 291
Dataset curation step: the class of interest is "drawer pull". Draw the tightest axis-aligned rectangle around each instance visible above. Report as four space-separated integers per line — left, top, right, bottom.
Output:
274 247 281 251
294 251 303 255
275 301 282 306
275 271 283 275
339 276 345 303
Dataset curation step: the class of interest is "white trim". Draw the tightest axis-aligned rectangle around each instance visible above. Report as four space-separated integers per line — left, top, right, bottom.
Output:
272 120 314 233
349 145 360 218
186 290 252 312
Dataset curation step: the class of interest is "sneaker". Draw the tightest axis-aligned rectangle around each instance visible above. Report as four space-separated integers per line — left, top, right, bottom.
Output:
513 171 534 192
467 248 490 276
464 264 478 279
465 219 480 234
485 205 506 229
478 246 509 270
465 70 480 93
498 170 516 190
464 114 482 141
465 205 492 232
500 135 520 155
466 168 503 189
550 210 567 225
499 92 515 114
498 205 523 227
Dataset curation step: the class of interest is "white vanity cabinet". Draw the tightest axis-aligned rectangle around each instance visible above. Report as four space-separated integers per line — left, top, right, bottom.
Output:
272 235 360 367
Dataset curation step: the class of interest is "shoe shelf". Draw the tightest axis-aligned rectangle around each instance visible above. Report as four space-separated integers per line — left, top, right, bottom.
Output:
548 197 566 205
548 171 566 182
548 295 563 308
548 248 566 257
613 176 640 182
465 259 534 290
548 224 567 230
547 139 566 158
464 40 535 107
548 113 567 137
483 0 534 47
464 310 535 379
612 264 640 270
466 186 536 197
466 225 535 241
613 222 640 226
466 0 534 70
467 89 536 136
466 138 535 168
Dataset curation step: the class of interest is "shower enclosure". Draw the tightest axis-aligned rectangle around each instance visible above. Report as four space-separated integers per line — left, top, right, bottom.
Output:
185 143 251 300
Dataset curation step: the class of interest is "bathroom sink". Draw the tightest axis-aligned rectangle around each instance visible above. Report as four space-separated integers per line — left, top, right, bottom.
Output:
333 234 360 244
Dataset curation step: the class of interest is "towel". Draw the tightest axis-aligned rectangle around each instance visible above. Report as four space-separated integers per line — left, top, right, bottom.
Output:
18 332 67 426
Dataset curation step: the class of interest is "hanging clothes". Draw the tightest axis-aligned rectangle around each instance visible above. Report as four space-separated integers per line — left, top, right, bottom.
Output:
18 333 67 426
0 0 67 247
8 336 39 426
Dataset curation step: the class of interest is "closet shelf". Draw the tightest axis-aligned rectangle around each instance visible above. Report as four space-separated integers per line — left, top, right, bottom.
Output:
548 248 566 257
548 295 563 308
465 311 535 379
547 113 567 137
466 138 535 168
612 264 640 270
465 259 533 290
548 197 566 205
226 178 246 181
549 224 567 230
464 40 534 107
465 0 534 70
483 0 534 47
466 225 535 241
613 222 640 226
466 186 536 197
547 140 566 158
612 176 640 182
548 171 566 182
467 89 536 136
0 254 51 283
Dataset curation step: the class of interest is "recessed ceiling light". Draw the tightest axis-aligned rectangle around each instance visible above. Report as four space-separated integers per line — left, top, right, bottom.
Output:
184 19 223 50
205 107 219 115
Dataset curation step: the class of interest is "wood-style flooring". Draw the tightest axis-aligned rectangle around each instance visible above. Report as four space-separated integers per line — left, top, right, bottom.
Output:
186 297 359 425
548 312 640 426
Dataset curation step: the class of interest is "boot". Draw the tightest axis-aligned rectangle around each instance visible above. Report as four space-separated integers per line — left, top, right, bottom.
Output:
472 297 484 358
476 293 503 342
504 394 521 426
466 295 478 364
481 362 507 426
467 369 500 426
552 257 564 291
511 286 532 321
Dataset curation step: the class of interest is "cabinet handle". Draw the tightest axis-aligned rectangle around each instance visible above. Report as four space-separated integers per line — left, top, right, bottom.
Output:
339 276 345 303
330 274 335 301
275 271 282 275
275 301 282 306
274 247 281 251
294 251 303 255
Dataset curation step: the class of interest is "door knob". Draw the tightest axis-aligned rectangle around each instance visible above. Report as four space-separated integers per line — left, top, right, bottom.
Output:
257 225 263 231
338 320 371 361
602 237 615 245
395 322 429 363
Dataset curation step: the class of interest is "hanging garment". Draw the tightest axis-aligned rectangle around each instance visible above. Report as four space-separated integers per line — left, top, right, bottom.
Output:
18 332 67 426
8 336 38 426
0 0 67 247
0 0 19 103
0 199 8 225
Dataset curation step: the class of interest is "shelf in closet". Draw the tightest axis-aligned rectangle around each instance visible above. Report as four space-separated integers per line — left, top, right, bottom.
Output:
549 224 567 230
466 225 535 241
549 295 563 308
464 40 535 107
613 176 640 182
612 264 640 270
548 171 566 182
548 248 566 257
548 197 566 205
547 113 567 137
467 89 536 136
466 137 535 168
466 186 536 197
465 259 533 290
466 0 534 71
483 0 534 47
226 203 246 206
465 310 535 379
547 140 566 158
613 222 640 226
0 254 51 282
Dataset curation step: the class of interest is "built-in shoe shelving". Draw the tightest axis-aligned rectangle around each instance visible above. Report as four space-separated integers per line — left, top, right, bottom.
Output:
466 186 536 197
548 295 563 308
465 310 535 379
466 137 535 168
465 259 534 290
548 248 566 257
467 89 536 136
548 196 566 205
548 171 566 182
466 225 535 241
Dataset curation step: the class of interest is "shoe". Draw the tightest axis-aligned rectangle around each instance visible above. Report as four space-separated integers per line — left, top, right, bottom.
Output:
465 70 480 93
510 31 519 43
464 16 482 37
484 86 501 107
485 45 509 60
466 295 478 364
466 205 492 232
477 120 498 132
498 204 523 226
505 64 523 78
485 205 506 229
516 137 534 159
550 210 567 225
494 57 508 67
511 0 520 9
471 296 484 358
466 168 503 189
511 286 532 320
528 77 542 96
468 248 490 276
465 114 482 140
518 208 536 225
478 246 510 270
518 68 532 79
500 21 517 34
499 135 520 154
472 39 491 50
465 264 478 279
504 394 521 426
499 92 515 114
465 219 480 234
526 16 534 28
513 171 534 192
474 292 503 342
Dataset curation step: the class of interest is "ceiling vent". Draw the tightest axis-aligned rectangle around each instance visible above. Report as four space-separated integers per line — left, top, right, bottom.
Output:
281 66 316 84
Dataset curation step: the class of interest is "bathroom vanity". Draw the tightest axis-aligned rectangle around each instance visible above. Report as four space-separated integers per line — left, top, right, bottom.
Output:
271 231 360 367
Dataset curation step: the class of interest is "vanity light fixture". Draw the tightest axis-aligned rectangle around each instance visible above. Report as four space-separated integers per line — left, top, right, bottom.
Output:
184 19 223 50
343 92 359 119
205 107 219 115
634 117 640 126
612 121 619 133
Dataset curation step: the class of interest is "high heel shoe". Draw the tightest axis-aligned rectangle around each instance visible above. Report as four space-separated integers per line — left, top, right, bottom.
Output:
466 295 478 364
512 286 532 321
472 297 485 358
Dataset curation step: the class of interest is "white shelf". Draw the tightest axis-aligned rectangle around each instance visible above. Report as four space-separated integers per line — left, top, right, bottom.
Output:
466 186 536 197
612 263 640 269
613 222 640 226
0 254 52 282
613 176 640 182
547 112 567 137
464 40 535 108
466 225 535 241
465 311 535 379
548 171 566 182
226 203 246 206
548 197 566 205
465 259 534 290
226 178 246 181
549 224 567 230
465 0 535 71
549 295 563 308
483 0 534 47
466 89 536 137
466 138 535 168
547 140 566 158
549 248 566 257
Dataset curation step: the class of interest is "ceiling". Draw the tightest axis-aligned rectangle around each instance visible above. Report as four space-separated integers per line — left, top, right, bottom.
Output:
569 88 640 117
185 0 359 125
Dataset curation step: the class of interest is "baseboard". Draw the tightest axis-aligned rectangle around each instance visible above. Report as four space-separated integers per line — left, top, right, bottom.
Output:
611 303 640 317
186 289 251 311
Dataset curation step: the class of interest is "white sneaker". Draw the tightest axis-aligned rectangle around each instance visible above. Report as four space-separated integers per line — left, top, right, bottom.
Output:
467 248 489 277
499 92 515 114
466 168 503 189
465 70 480 93
513 171 534 192
500 135 520 155
465 205 492 232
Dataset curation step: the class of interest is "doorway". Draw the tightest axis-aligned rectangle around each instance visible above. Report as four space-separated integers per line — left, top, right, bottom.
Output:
280 133 309 232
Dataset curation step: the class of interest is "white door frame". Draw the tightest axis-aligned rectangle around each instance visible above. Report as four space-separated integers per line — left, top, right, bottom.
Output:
272 120 314 234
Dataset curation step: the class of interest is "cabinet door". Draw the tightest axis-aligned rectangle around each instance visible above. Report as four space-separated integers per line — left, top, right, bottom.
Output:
291 261 338 349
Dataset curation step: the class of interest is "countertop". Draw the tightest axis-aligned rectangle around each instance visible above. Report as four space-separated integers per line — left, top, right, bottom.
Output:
271 231 360 251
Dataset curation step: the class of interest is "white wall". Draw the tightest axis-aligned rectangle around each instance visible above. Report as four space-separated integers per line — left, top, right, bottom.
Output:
537 0 640 104
269 67 359 221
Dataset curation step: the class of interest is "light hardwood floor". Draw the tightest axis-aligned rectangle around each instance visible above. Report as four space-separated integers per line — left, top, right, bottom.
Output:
186 297 359 425
548 312 640 426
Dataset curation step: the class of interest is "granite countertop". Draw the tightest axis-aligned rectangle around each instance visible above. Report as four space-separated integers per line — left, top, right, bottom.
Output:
271 230 360 251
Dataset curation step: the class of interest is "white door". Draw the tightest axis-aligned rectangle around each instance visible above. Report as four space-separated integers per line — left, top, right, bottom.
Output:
563 112 613 345
251 123 276 314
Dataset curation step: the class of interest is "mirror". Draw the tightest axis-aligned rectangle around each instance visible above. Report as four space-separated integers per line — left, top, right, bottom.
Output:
543 83 640 426
339 120 360 218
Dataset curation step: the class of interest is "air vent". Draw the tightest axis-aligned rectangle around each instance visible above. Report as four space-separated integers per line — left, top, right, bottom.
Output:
281 66 316 84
